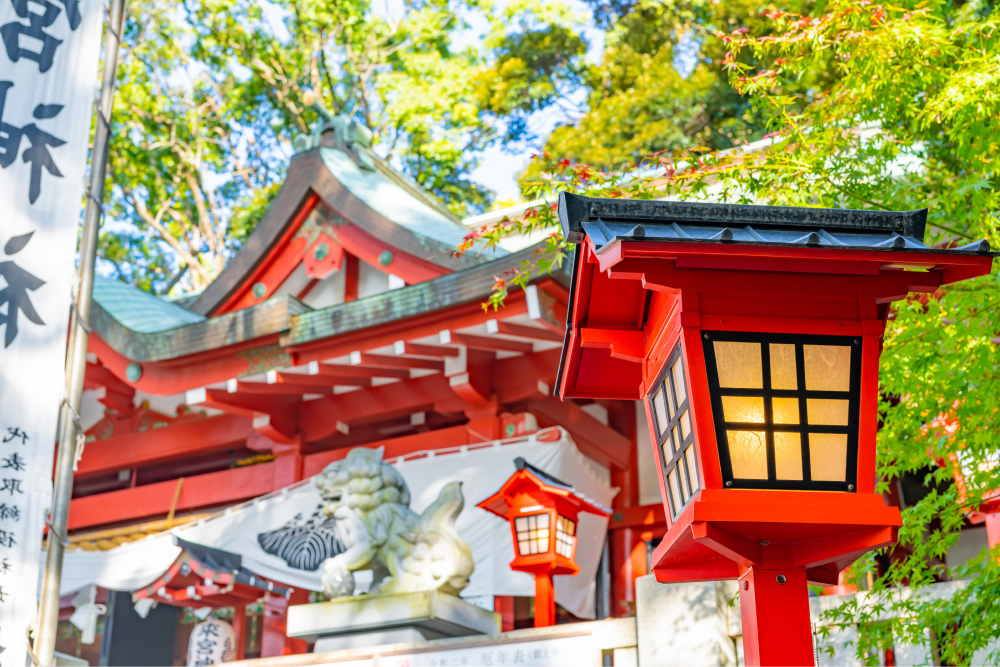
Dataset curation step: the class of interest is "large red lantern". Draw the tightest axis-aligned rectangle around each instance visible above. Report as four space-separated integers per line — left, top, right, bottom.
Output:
478 457 610 627
555 194 994 665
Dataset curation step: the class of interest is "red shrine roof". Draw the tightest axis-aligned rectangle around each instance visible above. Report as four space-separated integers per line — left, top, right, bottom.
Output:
478 456 611 518
134 537 292 608
71 131 637 535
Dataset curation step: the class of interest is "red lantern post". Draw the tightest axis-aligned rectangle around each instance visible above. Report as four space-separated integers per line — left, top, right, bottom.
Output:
478 457 610 627
555 194 995 665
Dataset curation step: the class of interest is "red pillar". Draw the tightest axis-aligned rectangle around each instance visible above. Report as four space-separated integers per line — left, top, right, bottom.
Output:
272 438 304 491
534 574 555 628
609 400 643 616
986 513 1000 550
262 590 310 657
231 603 247 661
738 567 815 666
494 596 515 632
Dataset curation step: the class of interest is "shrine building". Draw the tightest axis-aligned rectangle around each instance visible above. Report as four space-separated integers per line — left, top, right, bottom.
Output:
61 121 661 662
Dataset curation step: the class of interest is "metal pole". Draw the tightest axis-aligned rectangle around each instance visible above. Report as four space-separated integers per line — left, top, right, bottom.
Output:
33 0 126 662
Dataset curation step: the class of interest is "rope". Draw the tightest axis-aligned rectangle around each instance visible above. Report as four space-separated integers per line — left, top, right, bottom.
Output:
62 397 88 471
26 623 43 667
45 513 71 549
70 302 91 334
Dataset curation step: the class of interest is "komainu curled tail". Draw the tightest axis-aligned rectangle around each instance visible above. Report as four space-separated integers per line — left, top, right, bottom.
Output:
381 481 474 595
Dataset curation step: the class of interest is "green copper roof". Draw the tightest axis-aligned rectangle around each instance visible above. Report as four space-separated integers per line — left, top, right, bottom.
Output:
321 147 495 252
93 276 205 334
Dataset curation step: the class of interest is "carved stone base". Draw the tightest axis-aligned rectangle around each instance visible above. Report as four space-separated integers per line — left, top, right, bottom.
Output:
286 591 501 652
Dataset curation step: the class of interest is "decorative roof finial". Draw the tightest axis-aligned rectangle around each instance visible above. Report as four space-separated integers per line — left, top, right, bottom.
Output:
293 90 376 171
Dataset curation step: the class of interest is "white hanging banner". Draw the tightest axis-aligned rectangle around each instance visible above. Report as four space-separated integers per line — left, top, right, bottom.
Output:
0 0 104 660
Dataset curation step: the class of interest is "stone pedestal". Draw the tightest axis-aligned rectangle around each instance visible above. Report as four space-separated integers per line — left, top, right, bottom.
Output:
286 591 501 653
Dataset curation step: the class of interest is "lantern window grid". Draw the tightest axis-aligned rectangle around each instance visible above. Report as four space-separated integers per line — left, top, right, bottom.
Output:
701 331 862 492
649 344 701 520
514 512 550 555
555 516 577 558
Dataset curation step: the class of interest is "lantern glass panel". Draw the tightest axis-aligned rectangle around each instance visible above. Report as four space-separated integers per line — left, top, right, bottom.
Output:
555 516 577 558
809 433 848 481
648 344 700 520
803 345 852 391
653 389 670 434
772 397 800 424
721 396 765 423
774 432 803 480
713 341 764 388
727 430 768 479
769 344 798 390
806 399 850 426
703 332 862 492
514 512 551 555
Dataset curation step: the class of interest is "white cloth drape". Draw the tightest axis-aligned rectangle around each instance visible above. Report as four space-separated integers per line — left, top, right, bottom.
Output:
52 430 617 619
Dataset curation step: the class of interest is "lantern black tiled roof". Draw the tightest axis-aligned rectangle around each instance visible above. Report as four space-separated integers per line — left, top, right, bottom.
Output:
513 457 612 513
515 456 572 490
558 193 993 255
174 537 292 595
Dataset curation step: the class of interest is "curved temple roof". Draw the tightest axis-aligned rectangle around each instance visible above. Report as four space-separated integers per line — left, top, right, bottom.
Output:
321 148 475 251
189 148 504 317
93 276 205 334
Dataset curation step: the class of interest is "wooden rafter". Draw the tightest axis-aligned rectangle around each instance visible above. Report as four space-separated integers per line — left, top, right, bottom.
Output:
349 351 444 372
440 330 533 353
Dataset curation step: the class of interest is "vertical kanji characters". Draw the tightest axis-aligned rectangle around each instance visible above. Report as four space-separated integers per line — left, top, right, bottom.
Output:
0 81 67 203
0 0 63 72
20 102 65 202
0 81 24 168
2 427 29 445
0 233 45 346
1 453 26 471
0 0 81 72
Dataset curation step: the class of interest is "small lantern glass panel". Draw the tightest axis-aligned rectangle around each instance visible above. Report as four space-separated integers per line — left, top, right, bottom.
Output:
555 516 577 558
702 331 862 492
649 344 700 519
514 512 551 555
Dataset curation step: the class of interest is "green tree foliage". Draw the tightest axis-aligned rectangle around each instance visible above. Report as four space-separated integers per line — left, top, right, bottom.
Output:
524 0 831 181
467 1 1000 661
100 0 588 294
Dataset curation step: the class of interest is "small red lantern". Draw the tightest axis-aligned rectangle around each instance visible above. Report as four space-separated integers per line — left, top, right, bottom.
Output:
555 194 994 665
478 457 610 627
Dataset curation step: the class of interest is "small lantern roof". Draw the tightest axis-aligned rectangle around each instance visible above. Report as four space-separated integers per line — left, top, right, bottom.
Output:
478 457 611 518
559 193 993 256
133 537 292 608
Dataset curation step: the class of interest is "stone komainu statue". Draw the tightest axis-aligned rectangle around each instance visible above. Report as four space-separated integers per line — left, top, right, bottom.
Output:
315 446 474 598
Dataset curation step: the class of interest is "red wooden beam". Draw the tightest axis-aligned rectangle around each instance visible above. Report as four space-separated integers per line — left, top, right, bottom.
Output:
68 462 276 530
234 382 334 396
189 390 300 442
75 414 254 478
528 396 632 470
349 351 444 372
310 362 409 380
84 362 135 395
301 374 455 442
494 349 561 403
488 320 564 342
441 330 533 353
393 341 460 358
608 503 667 531
270 371 371 388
